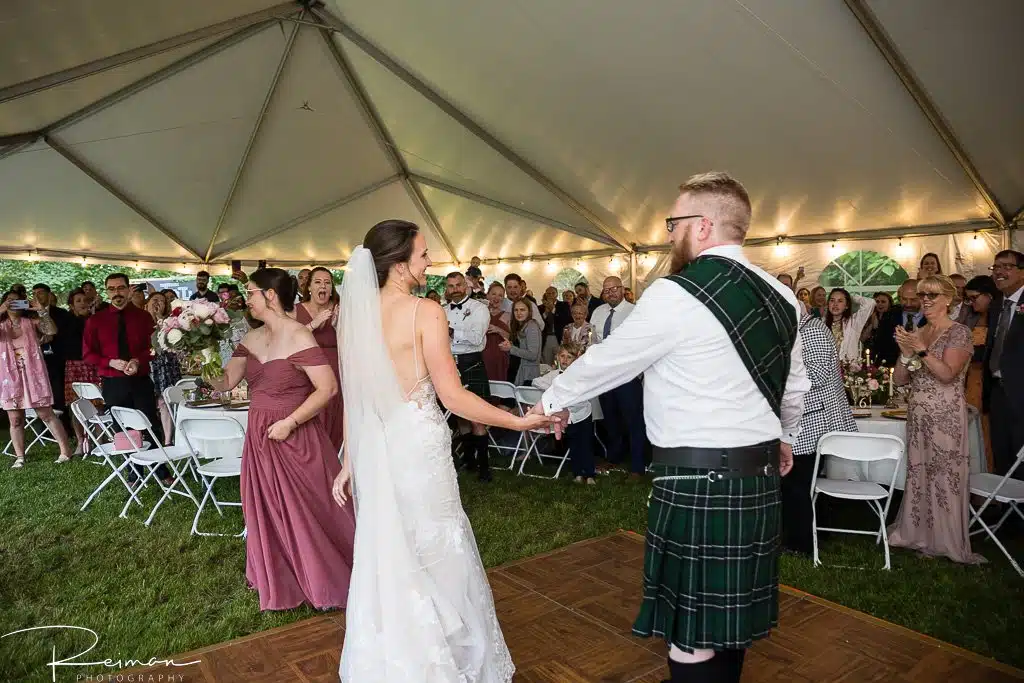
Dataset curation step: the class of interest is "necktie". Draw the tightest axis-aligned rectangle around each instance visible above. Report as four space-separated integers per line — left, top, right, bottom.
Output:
450 302 463 311
603 308 614 338
989 298 1013 374
117 309 131 361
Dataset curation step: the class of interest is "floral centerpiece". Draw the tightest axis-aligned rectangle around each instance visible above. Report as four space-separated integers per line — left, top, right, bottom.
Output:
153 299 240 383
840 353 894 407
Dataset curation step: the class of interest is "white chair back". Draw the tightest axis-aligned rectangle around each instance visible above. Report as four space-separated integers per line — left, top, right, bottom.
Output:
175 377 199 389
488 381 518 401
179 418 245 460
817 432 904 463
110 406 153 432
514 385 543 409
70 398 98 425
73 382 103 401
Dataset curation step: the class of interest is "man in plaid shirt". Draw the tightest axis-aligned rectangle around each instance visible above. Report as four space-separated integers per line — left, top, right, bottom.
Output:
535 172 809 683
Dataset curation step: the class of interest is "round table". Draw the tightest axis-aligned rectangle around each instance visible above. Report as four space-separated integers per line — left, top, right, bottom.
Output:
174 404 249 459
825 405 986 489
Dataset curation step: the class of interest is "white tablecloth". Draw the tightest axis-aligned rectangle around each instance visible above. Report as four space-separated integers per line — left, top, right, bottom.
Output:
826 405 986 489
174 404 248 459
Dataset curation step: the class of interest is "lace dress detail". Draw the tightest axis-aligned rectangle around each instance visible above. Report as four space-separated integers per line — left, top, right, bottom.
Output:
340 299 514 683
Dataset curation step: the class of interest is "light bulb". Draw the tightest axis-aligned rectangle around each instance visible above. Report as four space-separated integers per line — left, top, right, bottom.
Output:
546 260 557 274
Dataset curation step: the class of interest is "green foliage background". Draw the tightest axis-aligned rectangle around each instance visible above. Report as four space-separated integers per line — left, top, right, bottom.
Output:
819 250 908 296
0 258 447 303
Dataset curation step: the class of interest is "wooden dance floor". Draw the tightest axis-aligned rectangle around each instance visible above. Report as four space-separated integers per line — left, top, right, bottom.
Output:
128 531 1020 682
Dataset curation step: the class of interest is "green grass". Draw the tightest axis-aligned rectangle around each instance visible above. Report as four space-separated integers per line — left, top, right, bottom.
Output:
0 442 1021 682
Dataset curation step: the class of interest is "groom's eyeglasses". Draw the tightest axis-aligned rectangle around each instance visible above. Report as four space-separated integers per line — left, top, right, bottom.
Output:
665 215 704 233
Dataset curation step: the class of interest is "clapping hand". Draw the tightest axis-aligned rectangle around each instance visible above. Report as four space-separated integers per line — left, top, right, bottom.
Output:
894 327 925 357
309 307 332 330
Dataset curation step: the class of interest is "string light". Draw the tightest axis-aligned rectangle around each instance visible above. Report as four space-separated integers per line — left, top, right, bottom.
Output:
521 258 533 272
80 256 88 266
577 259 588 273
546 260 557 274
27 250 39 262
774 236 789 257
971 231 984 252
608 257 622 272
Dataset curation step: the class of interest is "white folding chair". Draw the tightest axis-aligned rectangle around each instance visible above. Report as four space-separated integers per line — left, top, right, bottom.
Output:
175 377 199 389
968 445 1024 577
179 418 246 537
111 407 199 526
487 381 524 467
71 399 149 512
811 432 904 570
162 385 188 423
514 385 569 479
71 382 114 460
3 408 61 455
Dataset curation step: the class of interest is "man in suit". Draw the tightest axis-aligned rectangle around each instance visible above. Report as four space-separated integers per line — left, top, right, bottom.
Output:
869 279 922 366
782 314 858 554
983 250 1024 478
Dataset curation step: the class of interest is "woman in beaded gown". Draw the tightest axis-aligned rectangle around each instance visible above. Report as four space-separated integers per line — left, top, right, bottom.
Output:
294 266 343 451
215 267 355 611
332 220 559 682
889 275 984 564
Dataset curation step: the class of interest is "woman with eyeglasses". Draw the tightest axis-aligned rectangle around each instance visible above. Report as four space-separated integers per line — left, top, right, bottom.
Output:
888 275 984 564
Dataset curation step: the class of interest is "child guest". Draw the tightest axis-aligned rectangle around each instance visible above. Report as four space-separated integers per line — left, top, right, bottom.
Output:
532 343 596 484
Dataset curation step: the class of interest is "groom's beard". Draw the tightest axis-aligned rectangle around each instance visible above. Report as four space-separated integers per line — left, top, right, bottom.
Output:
669 236 695 274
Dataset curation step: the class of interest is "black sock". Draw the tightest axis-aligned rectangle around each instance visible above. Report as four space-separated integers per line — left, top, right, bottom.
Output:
666 653 729 683
724 649 746 683
476 435 492 481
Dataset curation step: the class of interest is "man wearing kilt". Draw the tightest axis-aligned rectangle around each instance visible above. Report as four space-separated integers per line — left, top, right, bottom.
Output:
533 172 809 683
444 271 494 482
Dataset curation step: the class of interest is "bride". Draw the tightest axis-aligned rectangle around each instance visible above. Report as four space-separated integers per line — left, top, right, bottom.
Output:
332 220 559 682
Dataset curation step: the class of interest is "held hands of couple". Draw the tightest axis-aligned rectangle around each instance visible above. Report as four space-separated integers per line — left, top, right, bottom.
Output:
523 401 569 439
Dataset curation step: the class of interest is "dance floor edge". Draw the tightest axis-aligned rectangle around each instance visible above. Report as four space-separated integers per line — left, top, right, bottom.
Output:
125 531 1022 682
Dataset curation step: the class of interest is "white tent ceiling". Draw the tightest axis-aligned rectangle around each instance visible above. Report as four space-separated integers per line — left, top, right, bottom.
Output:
0 0 1020 272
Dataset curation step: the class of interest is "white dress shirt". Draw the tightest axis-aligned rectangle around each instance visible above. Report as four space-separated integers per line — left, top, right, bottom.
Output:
590 299 635 343
446 296 489 355
541 244 810 447
500 297 544 328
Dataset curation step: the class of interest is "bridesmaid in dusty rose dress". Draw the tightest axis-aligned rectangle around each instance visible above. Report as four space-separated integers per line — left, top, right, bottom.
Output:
294 267 343 451
889 275 985 564
216 268 355 610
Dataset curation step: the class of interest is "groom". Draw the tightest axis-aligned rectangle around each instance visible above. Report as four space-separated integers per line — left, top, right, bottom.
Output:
533 172 808 683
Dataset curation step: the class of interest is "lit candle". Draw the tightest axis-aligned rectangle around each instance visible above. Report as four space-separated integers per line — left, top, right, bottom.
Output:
888 366 894 397
865 348 871 367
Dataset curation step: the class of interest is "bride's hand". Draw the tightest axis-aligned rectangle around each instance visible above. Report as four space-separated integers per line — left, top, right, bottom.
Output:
520 403 568 439
333 467 352 506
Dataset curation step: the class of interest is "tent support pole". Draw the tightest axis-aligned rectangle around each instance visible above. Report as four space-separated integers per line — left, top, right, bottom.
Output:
0 2 301 107
409 175 617 247
210 174 402 260
44 135 204 260
310 7 634 253
203 14 303 262
312 21 459 263
843 0 1009 227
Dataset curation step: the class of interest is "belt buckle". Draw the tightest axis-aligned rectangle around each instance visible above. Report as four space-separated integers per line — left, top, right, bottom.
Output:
763 463 775 476
706 470 723 483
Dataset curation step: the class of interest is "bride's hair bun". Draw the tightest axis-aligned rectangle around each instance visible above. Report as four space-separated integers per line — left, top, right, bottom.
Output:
363 220 420 288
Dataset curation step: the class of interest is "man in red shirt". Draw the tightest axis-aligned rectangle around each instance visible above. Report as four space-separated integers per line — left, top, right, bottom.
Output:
83 273 169 481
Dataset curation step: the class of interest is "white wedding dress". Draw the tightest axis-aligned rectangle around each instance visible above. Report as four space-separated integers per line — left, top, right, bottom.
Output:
337 247 514 683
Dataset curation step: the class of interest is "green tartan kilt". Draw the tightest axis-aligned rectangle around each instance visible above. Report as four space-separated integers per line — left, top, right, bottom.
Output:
455 355 491 399
632 463 782 652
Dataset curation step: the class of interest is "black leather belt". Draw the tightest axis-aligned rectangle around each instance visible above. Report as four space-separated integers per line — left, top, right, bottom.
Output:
652 441 779 479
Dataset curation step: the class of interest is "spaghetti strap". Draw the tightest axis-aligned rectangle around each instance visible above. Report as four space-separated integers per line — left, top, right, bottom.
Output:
411 298 422 379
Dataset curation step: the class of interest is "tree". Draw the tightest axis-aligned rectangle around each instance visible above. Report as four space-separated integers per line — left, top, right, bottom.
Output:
819 250 908 297
551 268 586 295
